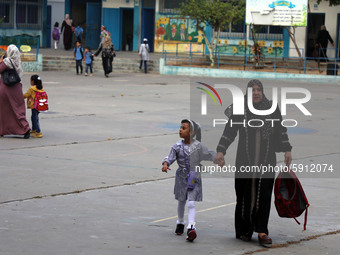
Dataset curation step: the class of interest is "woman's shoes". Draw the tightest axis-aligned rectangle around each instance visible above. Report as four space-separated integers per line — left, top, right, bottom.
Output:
240 235 252 242
23 130 30 139
258 234 272 248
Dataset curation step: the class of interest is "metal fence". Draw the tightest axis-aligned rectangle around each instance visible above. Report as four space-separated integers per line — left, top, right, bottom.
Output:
0 35 40 61
162 43 339 76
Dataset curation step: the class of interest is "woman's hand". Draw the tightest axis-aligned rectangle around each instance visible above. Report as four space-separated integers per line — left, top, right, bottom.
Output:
215 152 225 167
284 151 292 167
0 55 3 63
162 162 171 173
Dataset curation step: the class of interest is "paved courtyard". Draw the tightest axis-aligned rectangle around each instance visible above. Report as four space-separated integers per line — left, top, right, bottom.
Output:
0 71 339 255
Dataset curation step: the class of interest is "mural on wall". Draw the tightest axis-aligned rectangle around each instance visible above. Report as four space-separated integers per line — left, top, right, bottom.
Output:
154 14 284 57
215 38 284 57
154 13 207 53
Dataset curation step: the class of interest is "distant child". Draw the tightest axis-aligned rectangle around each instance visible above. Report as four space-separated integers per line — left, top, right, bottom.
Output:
74 24 84 42
139 38 149 73
162 119 216 242
73 41 84 74
52 22 60 50
84 47 93 76
23 75 45 138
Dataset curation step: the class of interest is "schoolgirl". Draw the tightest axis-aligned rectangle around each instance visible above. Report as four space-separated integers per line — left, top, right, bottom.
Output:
162 119 216 241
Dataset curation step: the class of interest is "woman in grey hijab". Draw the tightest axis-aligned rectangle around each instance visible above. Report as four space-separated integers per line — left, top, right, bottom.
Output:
215 79 292 248
0 45 30 138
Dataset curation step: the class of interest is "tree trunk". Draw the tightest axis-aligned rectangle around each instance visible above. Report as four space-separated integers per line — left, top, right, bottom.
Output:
284 26 304 67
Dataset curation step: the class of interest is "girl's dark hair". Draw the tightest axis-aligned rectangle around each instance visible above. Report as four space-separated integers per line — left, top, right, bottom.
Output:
31 74 43 90
181 119 201 142
54 22 59 27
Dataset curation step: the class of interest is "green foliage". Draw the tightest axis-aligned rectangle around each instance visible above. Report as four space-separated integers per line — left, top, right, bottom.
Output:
179 0 245 31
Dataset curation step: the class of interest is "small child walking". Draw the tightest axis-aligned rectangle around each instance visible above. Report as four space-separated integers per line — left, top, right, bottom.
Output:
138 38 149 73
52 22 60 50
84 47 93 76
23 75 45 138
162 119 216 242
73 41 84 75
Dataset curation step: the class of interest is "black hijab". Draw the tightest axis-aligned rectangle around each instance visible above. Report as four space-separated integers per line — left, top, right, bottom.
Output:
225 79 274 140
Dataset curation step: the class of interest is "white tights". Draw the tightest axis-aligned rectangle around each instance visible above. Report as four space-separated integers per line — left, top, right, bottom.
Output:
177 200 196 229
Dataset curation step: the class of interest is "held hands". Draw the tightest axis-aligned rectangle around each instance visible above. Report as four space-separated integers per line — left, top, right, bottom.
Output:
215 152 225 167
284 151 292 167
162 162 171 173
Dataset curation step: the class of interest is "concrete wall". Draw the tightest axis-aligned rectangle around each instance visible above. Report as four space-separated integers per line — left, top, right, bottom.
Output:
103 0 134 9
22 54 43 72
159 58 340 84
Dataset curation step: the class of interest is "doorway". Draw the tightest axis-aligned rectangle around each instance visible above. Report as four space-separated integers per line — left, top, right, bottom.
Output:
121 9 134 51
337 13 340 58
306 13 325 58
141 8 155 52
46 5 52 48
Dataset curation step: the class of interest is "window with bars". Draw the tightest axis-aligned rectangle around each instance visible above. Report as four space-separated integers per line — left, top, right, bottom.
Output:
0 0 13 27
0 0 42 29
159 0 186 14
16 0 42 28
251 25 284 40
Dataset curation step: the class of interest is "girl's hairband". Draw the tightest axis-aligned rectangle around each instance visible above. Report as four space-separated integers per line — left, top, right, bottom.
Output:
37 76 41 80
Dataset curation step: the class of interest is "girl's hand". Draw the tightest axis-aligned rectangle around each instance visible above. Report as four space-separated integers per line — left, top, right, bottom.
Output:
162 162 171 173
215 152 225 167
284 151 292 167
0 55 3 63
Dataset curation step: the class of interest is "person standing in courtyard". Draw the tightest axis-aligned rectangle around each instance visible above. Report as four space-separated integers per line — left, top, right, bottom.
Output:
100 25 110 44
52 22 60 50
73 41 84 75
316 25 334 62
139 38 150 73
74 23 84 43
94 36 115 78
23 75 45 138
215 79 292 248
61 14 73 50
84 47 94 76
162 119 216 242
0 44 30 139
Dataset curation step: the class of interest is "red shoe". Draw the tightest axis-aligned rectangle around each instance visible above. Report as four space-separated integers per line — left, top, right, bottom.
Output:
186 227 197 242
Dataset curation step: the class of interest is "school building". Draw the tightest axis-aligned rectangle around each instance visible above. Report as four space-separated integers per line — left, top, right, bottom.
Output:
0 0 339 59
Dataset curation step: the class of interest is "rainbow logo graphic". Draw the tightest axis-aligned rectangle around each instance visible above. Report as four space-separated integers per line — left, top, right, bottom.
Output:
196 82 223 115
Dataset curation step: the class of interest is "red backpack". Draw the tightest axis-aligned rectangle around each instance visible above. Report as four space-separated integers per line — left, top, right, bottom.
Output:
274 169 310 230
34 91 49 112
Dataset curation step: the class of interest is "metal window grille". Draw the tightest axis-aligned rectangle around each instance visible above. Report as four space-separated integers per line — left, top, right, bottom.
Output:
159 0 186 14
0 0 14 28
0 0 42 29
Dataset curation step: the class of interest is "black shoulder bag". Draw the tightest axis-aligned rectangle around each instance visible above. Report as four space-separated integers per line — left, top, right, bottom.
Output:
3 59 21 87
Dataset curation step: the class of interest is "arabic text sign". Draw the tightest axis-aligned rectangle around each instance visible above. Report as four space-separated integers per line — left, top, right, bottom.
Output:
246 0 308 26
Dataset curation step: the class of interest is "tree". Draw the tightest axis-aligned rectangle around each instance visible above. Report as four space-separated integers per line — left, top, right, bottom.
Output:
179 0 245 66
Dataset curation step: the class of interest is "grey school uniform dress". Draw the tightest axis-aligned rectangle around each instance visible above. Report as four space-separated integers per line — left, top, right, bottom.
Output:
163 140 216 202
